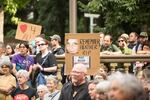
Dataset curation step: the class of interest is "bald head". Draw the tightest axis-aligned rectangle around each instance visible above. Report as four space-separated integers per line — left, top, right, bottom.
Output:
71 63 87 86
72 63 87 74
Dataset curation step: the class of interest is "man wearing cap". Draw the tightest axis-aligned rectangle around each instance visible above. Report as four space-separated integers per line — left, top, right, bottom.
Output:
50 34 66 84
59 63 91 100
0 61 16 100
50 34 65 56
139 32 149 45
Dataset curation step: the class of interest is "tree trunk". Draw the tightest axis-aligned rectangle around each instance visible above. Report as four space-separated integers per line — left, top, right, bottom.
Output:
0 8 4 42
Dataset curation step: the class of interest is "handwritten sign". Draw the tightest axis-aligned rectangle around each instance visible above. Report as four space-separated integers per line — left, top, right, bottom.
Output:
15 22 42 41
65 33 100 75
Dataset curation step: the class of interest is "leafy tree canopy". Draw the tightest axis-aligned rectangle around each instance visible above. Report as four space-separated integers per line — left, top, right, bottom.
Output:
0 0 31 24
78 0 150 35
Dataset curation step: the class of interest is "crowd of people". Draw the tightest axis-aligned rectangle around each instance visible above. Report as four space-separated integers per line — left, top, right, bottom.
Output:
0 32 149 100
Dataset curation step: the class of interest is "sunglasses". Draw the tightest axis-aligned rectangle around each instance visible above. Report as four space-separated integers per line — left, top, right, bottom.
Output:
118 40 124 42
38 43 46 46
37 91 44 93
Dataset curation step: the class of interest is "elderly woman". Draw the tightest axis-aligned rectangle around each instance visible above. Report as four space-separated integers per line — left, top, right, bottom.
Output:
0 61 16 100
108 72 147 100
96 81 110 100
44 75 60 100
36 85 49 100
10 70 36 100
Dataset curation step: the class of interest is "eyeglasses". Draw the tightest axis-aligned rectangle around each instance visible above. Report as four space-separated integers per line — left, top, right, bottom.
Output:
118 40 124 42
38 43 46 46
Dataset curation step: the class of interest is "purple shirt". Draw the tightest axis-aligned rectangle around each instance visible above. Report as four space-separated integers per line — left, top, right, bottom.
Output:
11 54 34 71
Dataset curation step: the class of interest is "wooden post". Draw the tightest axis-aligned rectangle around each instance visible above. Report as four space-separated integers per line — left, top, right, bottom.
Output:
69 0 77 33
0 8 4 42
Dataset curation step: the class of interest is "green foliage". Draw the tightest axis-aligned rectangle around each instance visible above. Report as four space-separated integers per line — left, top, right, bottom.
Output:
36 0 68 37
78 0 150 34
2 0 31 24
5 29 16 37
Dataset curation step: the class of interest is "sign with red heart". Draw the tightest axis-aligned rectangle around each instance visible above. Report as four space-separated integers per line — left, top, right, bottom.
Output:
20 24 27 33
15 22 42 41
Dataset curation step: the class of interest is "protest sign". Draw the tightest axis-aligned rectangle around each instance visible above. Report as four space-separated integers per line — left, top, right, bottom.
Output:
65 33 100 75
15 22 42 41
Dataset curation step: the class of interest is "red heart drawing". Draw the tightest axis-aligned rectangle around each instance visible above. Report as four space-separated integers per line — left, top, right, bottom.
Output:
20 24 27 33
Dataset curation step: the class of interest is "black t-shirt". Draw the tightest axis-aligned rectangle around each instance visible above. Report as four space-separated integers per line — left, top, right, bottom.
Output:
35 52 57 75
52 47 65 55
11 87 36 100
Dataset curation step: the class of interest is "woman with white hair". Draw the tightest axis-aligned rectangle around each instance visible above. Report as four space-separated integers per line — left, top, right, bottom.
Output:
108 72 147 100
44 75 60 100
10 70 36 100
36 85 49 100
0 61 16 100
96 80 110 100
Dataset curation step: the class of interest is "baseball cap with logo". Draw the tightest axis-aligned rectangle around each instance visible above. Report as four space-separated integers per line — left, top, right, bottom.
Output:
50 34 61 42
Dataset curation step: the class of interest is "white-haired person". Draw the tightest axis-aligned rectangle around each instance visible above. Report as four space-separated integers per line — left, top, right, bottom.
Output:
0 61 16 100
10 70 36 100
59 63 91 100
44 75 60 100
36 85 49 100
96 80 110 100
108 72 148 100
